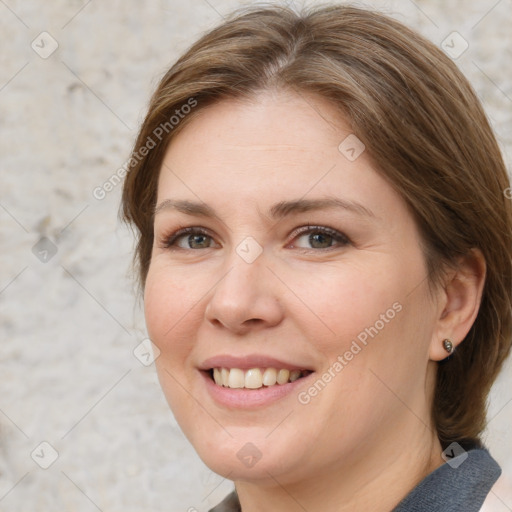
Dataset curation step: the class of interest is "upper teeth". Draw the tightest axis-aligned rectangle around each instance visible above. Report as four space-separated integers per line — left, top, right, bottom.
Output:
212 368 305 389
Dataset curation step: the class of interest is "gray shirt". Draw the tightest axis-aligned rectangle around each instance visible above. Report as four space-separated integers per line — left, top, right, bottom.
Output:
209 446 500 511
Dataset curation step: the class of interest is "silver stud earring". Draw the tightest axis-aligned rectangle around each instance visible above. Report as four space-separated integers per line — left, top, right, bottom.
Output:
443 339 454 353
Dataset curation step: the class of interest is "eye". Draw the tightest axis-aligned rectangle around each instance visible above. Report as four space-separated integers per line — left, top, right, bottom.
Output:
159 227 217 250
158 225 350 251
290 226 350 250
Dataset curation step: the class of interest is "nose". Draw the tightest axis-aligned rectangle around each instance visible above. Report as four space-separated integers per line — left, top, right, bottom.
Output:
204 251 285 334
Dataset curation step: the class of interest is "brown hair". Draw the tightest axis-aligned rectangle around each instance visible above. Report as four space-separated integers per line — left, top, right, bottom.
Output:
121 4 512 448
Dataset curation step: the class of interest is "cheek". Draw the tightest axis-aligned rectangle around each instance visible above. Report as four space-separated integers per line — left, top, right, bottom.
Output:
144 266 206 431
295 253 430 387
311 260 433 411
143 265 203 363
289 260 403 347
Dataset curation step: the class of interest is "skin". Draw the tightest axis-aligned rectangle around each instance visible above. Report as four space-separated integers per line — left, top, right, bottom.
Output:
144 89 486 511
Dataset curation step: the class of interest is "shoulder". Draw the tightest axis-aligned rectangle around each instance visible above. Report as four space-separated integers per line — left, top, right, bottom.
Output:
208 490 240 512
393 445 501 512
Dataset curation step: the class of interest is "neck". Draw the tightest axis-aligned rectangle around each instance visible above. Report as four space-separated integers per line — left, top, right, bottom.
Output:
235 422 444 512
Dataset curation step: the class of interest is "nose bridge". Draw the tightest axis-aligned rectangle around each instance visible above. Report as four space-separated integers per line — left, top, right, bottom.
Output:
205 240 283 331
218 231 268 292
214 242 269 307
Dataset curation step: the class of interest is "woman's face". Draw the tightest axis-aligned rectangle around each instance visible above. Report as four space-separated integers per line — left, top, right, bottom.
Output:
145 90 441 485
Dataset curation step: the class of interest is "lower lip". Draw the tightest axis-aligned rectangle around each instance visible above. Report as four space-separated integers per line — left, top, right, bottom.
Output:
200 371 313 409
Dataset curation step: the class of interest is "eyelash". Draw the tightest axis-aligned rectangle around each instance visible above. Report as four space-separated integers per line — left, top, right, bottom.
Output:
158 225 351 251
159 226 212 250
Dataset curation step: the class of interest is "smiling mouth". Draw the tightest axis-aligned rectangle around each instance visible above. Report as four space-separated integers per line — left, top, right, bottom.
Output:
208 367 312 389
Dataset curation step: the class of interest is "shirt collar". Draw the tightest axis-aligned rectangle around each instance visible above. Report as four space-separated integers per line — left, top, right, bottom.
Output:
209 445 500 512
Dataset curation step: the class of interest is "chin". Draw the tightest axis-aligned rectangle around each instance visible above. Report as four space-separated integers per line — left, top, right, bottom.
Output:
188 427 310 485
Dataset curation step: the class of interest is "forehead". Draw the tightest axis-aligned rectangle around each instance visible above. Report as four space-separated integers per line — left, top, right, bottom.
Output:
156 91 401 221
165 90 345 156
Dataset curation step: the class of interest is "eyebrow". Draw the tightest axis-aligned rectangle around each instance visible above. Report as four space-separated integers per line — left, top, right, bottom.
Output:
153 196 376 220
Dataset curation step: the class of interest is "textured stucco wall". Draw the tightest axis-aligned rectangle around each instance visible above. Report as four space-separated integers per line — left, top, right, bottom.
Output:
1 1 511 510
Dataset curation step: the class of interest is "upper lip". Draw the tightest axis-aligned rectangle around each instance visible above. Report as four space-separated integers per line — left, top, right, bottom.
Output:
199 354 314 371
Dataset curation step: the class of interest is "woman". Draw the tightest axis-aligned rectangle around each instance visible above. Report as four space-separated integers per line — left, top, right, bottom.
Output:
121 5 511 511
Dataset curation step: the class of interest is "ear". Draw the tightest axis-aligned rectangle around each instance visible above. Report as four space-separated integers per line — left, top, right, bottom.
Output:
429 248 486 361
